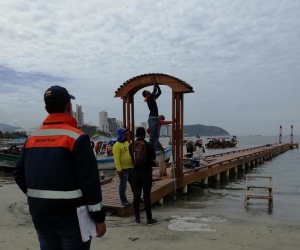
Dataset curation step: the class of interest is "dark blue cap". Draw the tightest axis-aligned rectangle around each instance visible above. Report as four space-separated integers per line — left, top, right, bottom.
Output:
116 127 128 142
44 85 75 104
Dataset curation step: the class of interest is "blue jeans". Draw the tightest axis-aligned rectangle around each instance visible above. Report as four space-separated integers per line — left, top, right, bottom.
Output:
36 224 91 250
148 117 160 149
119 168 133 203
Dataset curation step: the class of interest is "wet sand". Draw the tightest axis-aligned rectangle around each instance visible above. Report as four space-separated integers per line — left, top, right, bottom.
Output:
0 183 299 250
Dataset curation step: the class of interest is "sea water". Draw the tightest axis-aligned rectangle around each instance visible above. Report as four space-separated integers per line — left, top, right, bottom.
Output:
160 135 300 220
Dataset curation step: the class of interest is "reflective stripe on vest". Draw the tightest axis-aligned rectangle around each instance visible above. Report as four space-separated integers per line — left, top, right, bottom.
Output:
27 189 83 199
32 129 81 140
88 202 103 212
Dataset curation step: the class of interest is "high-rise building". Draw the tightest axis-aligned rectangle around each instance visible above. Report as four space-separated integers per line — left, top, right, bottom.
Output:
99 111 109 132
74 105 84 127
108 118 118 133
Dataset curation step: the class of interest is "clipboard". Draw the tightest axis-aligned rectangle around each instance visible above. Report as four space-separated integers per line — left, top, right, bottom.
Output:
76 205 98 242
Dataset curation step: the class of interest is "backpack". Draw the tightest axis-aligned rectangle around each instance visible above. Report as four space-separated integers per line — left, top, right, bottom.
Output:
130 140 147 168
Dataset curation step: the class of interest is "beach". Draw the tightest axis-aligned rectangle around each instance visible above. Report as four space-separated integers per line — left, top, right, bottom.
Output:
1 135 299 249
0 182 300 250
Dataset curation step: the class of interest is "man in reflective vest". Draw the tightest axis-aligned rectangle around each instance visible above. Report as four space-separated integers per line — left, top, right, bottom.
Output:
14 85 106 250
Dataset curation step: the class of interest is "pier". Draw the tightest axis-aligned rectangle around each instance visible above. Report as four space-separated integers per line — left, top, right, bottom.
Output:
103 73 299 217
101 142 298 216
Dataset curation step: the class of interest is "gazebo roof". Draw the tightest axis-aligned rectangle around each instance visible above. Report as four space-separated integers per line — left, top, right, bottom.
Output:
114 73 194 98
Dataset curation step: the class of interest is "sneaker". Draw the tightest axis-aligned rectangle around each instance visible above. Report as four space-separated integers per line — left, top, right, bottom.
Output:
134 218 141 224
140 198 144 203
147 219 159 225
122 201 131 206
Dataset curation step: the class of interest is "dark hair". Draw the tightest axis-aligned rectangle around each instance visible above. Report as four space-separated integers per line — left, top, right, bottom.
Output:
159 115 165 120
142 90 147 97
136 127 146 137
45 99 68 114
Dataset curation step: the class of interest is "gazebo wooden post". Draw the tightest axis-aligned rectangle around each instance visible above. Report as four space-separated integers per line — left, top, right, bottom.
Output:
122 99 126 128
172 90 176 174
179 93 184 185
125 95 133 142
122 94 135 142
171 91 184 188
130 94 135 142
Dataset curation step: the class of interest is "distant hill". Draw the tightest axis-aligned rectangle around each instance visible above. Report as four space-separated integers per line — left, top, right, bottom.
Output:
0 122 229 137
0 123 22 133
30 125 42 130
183 124 230 136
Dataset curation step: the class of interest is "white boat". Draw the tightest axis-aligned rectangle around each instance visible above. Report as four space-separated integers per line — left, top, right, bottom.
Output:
91 138 172 170
0 140 25 155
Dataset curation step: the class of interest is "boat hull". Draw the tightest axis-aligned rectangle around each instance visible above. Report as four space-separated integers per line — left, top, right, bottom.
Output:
0 153 19 173
205 143 237 149
96 146 172 170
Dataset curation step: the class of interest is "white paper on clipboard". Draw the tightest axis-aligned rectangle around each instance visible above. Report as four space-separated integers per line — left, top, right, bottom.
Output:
76 205 98 242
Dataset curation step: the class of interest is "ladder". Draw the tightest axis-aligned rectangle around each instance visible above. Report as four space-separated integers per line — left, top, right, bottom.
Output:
245 175 273 207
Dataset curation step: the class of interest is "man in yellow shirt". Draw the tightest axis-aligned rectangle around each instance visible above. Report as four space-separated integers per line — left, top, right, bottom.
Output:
113 127 134 206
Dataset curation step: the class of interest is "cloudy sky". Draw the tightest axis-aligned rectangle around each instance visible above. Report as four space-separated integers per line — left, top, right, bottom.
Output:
0 0 299 136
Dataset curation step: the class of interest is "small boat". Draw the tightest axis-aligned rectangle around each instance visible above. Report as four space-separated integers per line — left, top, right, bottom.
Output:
0 153 19 172
92 138 172 170
205 136 238 149
0 140 25 172
0 139 26 155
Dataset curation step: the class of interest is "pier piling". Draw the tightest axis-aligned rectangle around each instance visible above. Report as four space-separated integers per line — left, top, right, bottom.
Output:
234 167 238 174
225 170 230 179
182 185 188 194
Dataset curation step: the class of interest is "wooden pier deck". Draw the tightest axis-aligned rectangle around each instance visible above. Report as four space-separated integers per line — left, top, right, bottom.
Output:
101 143 298 216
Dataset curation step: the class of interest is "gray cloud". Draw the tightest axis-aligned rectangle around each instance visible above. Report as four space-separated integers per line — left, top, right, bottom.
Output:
0 0 299 135
0 64 68 88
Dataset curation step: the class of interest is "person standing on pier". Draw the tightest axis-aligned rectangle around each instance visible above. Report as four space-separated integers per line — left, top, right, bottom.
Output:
193 142 208 165
142 77 162 150
113 127 134 206
129 127 159 225
14 85 106 250
185 137 204 156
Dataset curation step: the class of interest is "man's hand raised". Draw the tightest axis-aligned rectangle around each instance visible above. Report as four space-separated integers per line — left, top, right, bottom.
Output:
151 77 157 85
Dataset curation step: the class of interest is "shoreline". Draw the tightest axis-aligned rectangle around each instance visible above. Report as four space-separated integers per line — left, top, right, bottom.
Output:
0 183 299 250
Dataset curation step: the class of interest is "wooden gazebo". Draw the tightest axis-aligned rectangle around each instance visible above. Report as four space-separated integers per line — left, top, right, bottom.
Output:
114 73 194 187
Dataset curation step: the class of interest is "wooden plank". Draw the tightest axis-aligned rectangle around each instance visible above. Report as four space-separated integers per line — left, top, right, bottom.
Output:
101 176 174 216
247 186 272 190
247 195 272 200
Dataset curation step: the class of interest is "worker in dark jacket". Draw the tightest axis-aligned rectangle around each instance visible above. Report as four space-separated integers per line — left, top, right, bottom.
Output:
14 85 106 250
129 127 159 225
142 77 162 150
